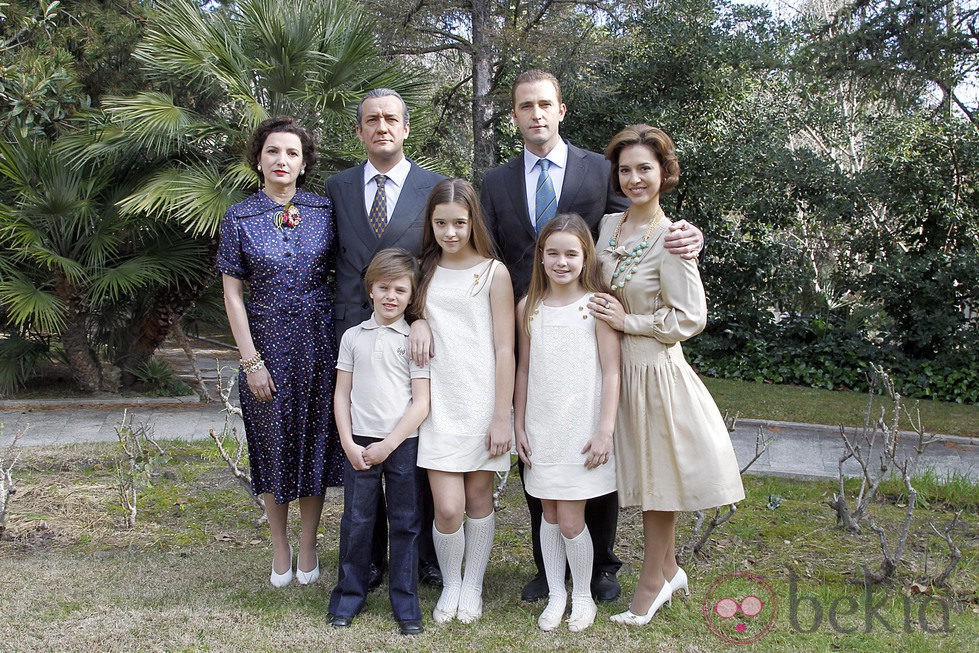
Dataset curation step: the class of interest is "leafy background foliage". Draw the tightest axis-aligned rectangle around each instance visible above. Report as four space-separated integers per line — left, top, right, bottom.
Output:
0 0 976 402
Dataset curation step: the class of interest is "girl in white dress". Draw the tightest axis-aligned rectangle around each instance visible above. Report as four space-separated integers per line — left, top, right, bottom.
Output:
413 179 515 624
514 214 620 632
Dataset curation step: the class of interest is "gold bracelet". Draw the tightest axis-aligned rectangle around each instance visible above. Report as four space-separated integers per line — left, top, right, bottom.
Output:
242 359 265 374
239 352 262 369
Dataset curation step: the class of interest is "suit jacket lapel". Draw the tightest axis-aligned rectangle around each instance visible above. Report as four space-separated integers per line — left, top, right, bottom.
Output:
379 162 426 247
343 163 379 252
558 142 587 214
505 157 537 242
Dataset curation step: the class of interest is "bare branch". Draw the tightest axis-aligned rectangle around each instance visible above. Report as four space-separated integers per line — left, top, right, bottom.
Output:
930 513 963 587
0 425 26 539
173 322 212 401
739 426 775 474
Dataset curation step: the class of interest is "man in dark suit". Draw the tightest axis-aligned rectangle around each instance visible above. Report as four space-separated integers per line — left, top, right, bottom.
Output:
326 89 445 601
480 70 703 603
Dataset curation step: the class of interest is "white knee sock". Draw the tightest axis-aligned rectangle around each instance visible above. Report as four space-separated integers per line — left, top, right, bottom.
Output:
564 526 597 630
457 512 494 622
538 519 567 630
432 522 465 622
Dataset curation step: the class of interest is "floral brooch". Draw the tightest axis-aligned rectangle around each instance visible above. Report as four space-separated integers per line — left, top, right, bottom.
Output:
273 202 301 229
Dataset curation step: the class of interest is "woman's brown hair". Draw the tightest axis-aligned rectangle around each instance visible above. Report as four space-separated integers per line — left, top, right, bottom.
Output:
604 124 679 196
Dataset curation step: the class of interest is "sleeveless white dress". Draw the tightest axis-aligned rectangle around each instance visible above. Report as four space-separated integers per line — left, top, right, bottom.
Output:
524 294 616 500
417 259 512 472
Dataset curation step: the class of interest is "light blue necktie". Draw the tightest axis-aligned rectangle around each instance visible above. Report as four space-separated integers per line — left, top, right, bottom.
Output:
535 159 557 233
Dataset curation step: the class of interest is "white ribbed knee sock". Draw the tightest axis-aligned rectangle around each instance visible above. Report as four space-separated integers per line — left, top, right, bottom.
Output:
457 512 494 622
563 526 594 603
563 526 597 630
538 519 567 630
432 522 465 622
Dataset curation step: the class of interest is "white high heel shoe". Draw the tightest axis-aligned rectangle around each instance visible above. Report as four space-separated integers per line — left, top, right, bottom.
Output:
669 567 690 597
270 545 293 588
610 582 672 626
296 553 320 585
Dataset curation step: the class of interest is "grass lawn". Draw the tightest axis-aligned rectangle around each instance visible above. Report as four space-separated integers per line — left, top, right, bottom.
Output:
1 441 976 652
702 377 979 438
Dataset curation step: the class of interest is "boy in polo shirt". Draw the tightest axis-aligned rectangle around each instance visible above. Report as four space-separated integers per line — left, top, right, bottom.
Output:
328 248 431 635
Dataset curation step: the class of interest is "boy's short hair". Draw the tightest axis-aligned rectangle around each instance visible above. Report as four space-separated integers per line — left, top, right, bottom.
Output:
363 248 420 296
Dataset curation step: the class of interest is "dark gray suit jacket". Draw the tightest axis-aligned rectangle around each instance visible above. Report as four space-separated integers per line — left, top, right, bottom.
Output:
479 141 629 299
326 161 445 340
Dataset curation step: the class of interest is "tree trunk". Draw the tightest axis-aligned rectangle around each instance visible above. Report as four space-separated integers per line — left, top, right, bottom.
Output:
471 0 495 183
115 268 216 389
54 272 109 393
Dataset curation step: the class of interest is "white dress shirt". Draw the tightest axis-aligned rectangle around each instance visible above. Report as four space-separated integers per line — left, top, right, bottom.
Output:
363 157 412 223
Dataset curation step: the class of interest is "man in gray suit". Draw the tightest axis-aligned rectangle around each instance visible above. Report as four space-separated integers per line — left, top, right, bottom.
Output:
326 89 445 596
480 70 703 603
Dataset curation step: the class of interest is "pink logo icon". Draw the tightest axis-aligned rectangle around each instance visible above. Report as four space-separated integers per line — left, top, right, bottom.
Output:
702 572 777 644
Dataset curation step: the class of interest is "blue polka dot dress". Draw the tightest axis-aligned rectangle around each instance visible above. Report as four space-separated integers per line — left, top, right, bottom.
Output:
216 189 344 503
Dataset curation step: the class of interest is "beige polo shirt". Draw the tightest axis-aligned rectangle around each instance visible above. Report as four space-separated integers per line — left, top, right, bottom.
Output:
336 315 430 440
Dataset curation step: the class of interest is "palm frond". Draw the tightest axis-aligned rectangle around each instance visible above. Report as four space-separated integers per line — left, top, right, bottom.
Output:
0 275 66 334
101 93 207 156
117 163 246 236
86 256 174 304
0 334 52 395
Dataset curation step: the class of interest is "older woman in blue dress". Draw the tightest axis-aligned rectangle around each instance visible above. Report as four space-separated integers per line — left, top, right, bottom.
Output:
217 116 344 587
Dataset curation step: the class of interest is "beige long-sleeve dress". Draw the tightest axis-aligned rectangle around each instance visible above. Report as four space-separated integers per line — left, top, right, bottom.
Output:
597 212 744 511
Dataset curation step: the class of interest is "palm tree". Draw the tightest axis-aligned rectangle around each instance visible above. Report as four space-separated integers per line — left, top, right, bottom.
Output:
4 0 431 392
0 136 212 392
68 0 430 236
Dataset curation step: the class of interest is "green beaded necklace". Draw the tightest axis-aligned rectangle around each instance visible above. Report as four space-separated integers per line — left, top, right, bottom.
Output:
607 210 664 291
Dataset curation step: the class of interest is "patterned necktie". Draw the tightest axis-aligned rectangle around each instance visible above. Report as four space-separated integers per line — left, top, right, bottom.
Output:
535 159 557 233
368 174 388 238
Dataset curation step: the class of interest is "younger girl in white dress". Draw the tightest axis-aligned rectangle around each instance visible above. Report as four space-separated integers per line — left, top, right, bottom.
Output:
514 214 621 632
413 179 515 624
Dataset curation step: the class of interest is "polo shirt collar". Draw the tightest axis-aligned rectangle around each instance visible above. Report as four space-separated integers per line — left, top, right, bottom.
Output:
363 314 411 335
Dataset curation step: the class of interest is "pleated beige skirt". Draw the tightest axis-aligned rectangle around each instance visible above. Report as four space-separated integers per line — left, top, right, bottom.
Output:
613 334 745 511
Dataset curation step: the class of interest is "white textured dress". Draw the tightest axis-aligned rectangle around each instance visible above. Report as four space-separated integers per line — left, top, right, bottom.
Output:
524 294 616 500
417 259 512 472
598 212 744 511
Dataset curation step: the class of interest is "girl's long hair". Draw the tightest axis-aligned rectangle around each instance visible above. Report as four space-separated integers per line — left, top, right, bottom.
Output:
413 178 497 319
523 213 610 336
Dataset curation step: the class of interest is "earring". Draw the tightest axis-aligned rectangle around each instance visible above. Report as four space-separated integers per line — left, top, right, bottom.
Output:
256 164 262 172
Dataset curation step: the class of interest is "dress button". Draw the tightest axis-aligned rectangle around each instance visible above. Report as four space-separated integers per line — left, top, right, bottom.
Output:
283 236 290 242
284 251 292 257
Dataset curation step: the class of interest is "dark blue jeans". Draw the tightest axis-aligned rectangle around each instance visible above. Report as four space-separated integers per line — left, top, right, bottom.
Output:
329 436 421 621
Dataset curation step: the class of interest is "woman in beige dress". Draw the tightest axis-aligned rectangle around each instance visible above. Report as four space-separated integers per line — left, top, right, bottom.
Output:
587 125 745 626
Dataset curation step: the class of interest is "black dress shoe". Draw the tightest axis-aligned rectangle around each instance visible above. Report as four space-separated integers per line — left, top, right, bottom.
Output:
521 572 549 602
329 614 353 628
368 563 384 591
418 563 443 589
591 570 622 602
398 619 424 635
